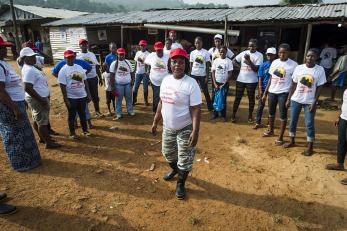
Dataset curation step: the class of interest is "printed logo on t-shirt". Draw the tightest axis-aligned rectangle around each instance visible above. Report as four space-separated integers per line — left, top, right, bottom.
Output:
195 55 205 64
272 67 286 78
137 55 145 63
154 59 166 70
117 64 130 77
300 75 314 88
83 57 93 64
70 72 83 82
213 53 220 61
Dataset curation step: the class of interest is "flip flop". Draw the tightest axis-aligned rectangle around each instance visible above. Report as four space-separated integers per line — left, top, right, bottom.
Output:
263 131 274 137
326 163 345 171
275 140 284 145
341 178 347 185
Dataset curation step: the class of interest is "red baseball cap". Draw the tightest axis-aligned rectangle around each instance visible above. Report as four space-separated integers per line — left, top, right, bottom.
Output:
117 48 125 55
139 40 147 46
154 42 164 50
169 30 176 34
64 50 76 58
79 38 88 45
169 48 188 59
0 37 13 47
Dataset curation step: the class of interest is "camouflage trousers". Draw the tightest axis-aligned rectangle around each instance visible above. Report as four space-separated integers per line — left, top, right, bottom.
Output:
161 124 196 171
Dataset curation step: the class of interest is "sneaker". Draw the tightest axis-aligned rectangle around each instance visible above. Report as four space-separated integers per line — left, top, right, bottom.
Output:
45 142 62 149
82 131 92 137
128 112 135 116
69 134 79 140
113 114 122 120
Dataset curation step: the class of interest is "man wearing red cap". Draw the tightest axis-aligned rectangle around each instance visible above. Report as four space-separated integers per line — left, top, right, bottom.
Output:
168 30 183 50
133 40 150 106
109 48 135 120
144 41 169 113
77 38 103 117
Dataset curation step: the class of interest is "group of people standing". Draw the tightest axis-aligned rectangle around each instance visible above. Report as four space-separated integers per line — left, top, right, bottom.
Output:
0 28 346 213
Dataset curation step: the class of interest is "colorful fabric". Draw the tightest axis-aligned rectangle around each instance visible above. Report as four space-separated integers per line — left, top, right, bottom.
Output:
0 101 41 171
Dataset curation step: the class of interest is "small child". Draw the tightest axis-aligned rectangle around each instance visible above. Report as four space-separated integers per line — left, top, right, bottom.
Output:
102 71 115 116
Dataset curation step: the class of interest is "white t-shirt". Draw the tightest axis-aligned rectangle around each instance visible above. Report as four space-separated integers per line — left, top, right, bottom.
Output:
134 50 150 74
320 47 337 69
163 47 171 56
268 58 298 94
109 60 133 85
58 64 87 99
160 75 202 130
208 47 234 62
144 52 169 86
102 72 111 91
16 56 44 70
77 52 99 79
190 49 211 76
291 64 327 105
212 58 233 84
235 50 264 83
171 42 183 50
340 89 347 120
22 64 50 98
0 60 25 101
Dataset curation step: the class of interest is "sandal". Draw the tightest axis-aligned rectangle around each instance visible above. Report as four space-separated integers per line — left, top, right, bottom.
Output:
341 178 347 185
231 117 236 123
263 130 274 137
275 140 284 145
302 150 313 156
326 163 345 171
253 124 261 130
284 142 295 149
248 118 254 124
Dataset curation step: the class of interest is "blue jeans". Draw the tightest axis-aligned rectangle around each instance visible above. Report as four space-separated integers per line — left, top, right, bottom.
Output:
132 73 149 102
75 103 91 120
255 97 265 125
289 100 316 142
115 83 133 115
268 92 289 121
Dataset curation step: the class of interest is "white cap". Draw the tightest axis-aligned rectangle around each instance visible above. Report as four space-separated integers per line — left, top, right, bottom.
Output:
214 34 223 40
266 47 277 55
65 47 77 53
20 47 36 58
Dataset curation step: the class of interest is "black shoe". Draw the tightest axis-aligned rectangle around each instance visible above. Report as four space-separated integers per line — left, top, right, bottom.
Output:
163 162 178 181
176 170 189 200
49 129 59 136
0 204 17 215
45 142 62 149
0 192 7 202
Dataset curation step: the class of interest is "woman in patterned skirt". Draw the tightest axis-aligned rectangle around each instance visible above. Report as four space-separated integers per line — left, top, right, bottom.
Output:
0 36 41 172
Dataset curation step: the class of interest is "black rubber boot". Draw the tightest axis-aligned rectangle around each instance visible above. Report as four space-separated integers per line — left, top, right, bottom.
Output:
176 170 189 200
0 204 17 215
132 92 137 105
163 162 178 181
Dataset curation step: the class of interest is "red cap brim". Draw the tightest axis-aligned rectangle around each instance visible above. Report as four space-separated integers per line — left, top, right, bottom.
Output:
0 42 14 47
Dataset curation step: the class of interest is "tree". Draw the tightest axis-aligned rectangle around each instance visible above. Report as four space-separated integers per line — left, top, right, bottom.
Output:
281 0 323 4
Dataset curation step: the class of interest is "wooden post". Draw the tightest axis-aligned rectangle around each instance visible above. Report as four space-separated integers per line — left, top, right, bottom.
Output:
303 23 312 62
121 25 124 48
9 0 20 51
224 15 228 47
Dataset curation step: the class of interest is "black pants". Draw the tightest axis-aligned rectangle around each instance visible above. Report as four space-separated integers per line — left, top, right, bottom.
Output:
191 75 213 110
232 81 257 118
212 82 229 118
67 98 88 134
152 85 160 113
337 117 347 164
87 77 100 112
105 91 116 111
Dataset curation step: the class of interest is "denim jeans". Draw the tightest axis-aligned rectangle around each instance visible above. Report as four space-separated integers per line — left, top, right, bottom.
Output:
132 73 149 102
68 97 88 134
191 75 213 110
87 77 100 112
255 94 265 125
268 92 289 121
289 100 316 142
152 84 160 113
337 117 347 164
115 83 133 115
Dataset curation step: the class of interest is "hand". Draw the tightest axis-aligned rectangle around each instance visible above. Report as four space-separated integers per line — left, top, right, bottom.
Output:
64 100 71 109
309 103 316 112
98 79 103 86
261 95 267 104
214 83 219 89
335 118 340 127
39 98 49 109
219 84 225 89
151 123 157 136
87 96 92 103
13 106 22 121
244 54 250 61
204 76 208 84
256 94 261 100
188 130 199 147
285 100 291 109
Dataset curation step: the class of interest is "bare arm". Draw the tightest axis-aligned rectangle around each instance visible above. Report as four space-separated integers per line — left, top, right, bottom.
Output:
0 82 22 120
232 60 240 69
151 100 163 135
286 81 297 108
189 104 201 147
59 83 70 109
309 85 323 112
211 70 217 88
96 64 102 86
190 62 193 74
84 80 92 102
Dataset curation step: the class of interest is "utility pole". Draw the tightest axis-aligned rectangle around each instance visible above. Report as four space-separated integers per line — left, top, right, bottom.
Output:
9 0 20 52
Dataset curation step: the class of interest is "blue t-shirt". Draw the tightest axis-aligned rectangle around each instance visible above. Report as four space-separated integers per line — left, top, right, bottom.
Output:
105 53 117 67
52 59 92 75
258 60 272 91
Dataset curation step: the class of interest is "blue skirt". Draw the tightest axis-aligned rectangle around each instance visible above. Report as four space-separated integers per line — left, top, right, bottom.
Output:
0 101 41 171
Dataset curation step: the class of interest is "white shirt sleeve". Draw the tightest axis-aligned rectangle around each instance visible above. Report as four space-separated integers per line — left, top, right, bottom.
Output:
57 68 67 85
109 61 116 73
144 54 152 66
317 67 327 87
22 68 36 84
78 66 87 80
211 60 217 71
0 66 6 82
235 52 243 63
189 51 194 62
227 49 234 59
254 53 263 65
292 66 300 83
190 80 202 106
134 52 139 62
227 59 233 71
205 51 211 62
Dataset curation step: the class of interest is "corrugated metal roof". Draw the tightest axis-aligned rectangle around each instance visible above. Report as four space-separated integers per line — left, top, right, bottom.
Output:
14 4 87 19
44 3 347 27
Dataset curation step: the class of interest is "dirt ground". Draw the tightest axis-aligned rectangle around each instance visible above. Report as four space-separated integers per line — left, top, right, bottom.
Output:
0 61 346 231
